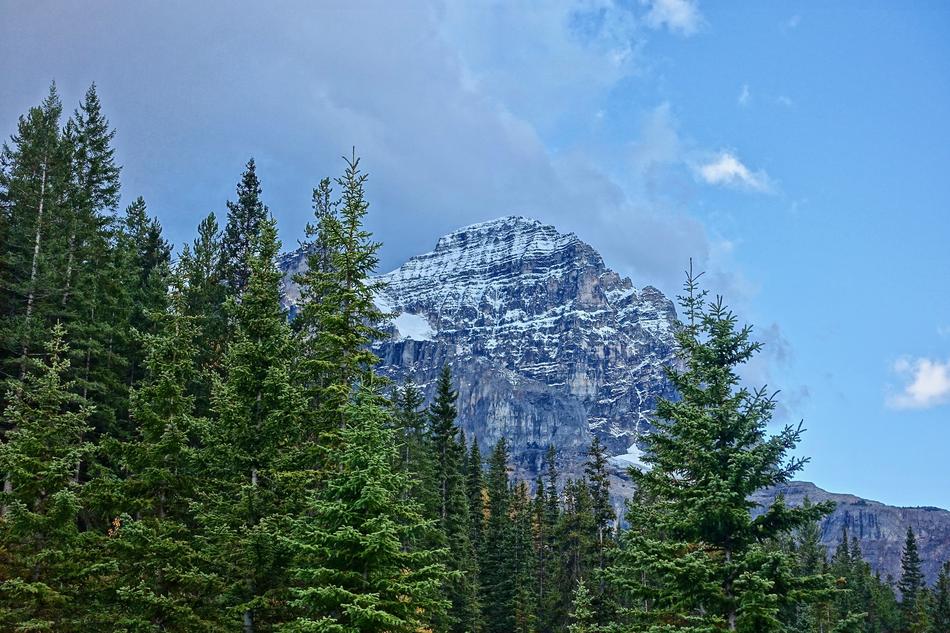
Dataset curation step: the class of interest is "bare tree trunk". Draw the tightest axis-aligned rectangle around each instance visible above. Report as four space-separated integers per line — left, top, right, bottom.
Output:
21 159 48 368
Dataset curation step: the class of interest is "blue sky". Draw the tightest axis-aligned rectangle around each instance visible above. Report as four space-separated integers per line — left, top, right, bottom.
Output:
2 1 948 507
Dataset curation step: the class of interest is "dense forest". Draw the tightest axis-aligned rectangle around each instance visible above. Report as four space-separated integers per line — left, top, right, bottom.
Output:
1 83 948 632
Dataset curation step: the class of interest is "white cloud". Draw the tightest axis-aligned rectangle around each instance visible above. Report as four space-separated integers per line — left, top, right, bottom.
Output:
888 357 950 409
775 95 794 107
738 84 751 107
696 152 772 192
641 0 703 36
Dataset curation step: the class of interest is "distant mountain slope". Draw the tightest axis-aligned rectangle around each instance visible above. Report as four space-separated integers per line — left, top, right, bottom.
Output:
279 215 950 582
753 481 950 584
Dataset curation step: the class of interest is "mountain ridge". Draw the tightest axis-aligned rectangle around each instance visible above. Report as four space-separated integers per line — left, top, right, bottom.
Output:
279 214 949 584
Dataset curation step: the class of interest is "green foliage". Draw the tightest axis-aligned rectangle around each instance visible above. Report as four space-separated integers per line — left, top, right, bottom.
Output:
280 392 451 633
221 158 269 296
606 267 835 632
100 281 223 630
201 217 307 629
0 326 94 630
900 527 925 626
293 152 390 435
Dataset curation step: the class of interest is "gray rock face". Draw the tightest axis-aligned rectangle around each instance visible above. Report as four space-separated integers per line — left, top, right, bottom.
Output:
279 215 950 582
753 481 950 585
367 216 676 475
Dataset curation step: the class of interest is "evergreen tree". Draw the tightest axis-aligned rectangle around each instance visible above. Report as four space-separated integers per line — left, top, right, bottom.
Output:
568 579 597 633
511 481 538 633
899 527 925 629
606 267 834 632
178 211 229 411
393 378 438 520
115 196 171 392
279 392 451 633
537 445 562 633
221 158 268 296
0 83 72 381
60 84 127 436
481 438 515 633
0 325 94 630
467 438 486 557
201 217 307 630
293 153 389 437
930 561 950 633
100 279 222 630
584 437 616 624
556 479 597 631
428 365 482 633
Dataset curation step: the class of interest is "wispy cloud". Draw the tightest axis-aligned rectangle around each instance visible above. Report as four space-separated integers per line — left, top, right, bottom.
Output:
641 0 703 37
695 152 772 192
738 84 751 107
888 357 950 409
785 15 801 30
775 95 794 107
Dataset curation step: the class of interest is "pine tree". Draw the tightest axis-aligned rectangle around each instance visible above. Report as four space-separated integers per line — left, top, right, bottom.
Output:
537 445 562 633
292 153 389 436
568 579 597 633
556 479 597 631
428 365 482 633
0 83 72 382
221 158 269 296
0 325 94 630
60 84 127 436
511 481 538 633
606 266 834 632
201 217 307 630
112 196 171 417
393 378 438 521
481 438 515 633
584 437 616 624
930 561 950 633
99 278 223 630
279 391 451 633
899 527 925 629
178 211 229 412
467 438 486 556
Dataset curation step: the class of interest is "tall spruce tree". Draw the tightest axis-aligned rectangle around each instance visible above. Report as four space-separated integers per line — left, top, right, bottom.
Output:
606 266 834 632
221 158 268 296
511 481 538 633
930 561 950 633
202 217 306 630
481 438 515 633
899 527 925 628
428 365 481 633
537 445 562 633
467 438 486 557
0 84 72 382
279 391 451 633
0 325 94 630
178 211 229 411
60 84 126 436
100 278 222 630
114 196 171 392
293 153 389 437
393 378 439 521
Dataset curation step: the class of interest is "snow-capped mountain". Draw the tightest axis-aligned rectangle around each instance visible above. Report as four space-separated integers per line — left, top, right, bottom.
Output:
282 216 678 475
279 215 950 583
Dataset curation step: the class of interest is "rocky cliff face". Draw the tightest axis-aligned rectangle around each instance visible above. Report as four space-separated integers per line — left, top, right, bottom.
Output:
753 482 950 585
279 215 950 583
